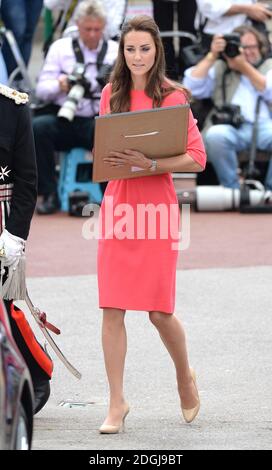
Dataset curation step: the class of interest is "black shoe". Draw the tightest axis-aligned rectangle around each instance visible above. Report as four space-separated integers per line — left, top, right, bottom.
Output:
37 192 60 215
33 378 51 414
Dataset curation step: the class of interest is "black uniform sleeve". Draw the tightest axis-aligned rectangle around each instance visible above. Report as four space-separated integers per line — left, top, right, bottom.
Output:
5 104 37 240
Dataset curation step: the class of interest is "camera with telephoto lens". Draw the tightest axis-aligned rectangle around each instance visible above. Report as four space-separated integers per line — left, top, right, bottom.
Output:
222 33 241 58
57 61 113 122
194 182 265 211
211 104 244 128
177 181 272 212
57 63 91 121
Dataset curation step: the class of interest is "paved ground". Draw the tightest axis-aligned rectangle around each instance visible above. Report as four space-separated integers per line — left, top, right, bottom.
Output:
26 210 272 277
21 207 272 451
20 265 272 450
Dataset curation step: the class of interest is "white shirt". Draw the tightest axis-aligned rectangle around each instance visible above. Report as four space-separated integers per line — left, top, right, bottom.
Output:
36 36 118 117
44 0 126 39
183 63 272 122
195 0 257 35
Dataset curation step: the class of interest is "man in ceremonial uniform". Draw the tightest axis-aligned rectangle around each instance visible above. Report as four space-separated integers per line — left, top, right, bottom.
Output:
0 82 53 414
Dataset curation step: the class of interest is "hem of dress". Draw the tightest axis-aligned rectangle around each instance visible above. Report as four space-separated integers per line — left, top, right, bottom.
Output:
99 304 174 315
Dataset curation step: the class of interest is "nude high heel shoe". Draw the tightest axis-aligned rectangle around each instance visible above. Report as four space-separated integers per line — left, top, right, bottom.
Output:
181 368 200 424
99 403 130 434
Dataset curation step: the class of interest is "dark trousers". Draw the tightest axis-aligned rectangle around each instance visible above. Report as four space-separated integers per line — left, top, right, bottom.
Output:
32 113 95 196
1 0 43 75
152 0 197 79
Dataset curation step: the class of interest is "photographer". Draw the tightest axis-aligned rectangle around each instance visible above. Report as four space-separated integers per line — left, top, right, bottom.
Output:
183 25 272 195
33 0 118 215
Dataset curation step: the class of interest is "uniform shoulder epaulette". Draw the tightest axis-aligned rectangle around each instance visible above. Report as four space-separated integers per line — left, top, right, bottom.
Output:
0 84 28 104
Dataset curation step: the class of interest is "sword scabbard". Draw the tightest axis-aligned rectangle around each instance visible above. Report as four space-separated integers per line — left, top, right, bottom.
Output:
25 290 82 380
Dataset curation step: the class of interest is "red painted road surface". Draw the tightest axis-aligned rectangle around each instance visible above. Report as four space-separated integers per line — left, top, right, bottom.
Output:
26 211 272 277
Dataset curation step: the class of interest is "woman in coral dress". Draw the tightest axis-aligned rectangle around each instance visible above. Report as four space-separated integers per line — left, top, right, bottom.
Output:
97 15 206 434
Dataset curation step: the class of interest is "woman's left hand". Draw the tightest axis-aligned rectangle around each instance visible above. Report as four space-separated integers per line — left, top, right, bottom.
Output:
104 149 151 169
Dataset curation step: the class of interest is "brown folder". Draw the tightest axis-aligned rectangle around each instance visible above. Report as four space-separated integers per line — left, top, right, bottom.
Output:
92 104 189 182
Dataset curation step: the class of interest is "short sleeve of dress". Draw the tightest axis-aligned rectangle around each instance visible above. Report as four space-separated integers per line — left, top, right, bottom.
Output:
99 83 112 116
164 90 206 169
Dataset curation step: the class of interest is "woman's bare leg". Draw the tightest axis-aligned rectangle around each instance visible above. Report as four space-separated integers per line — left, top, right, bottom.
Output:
101 307 128 425
149 311 199 409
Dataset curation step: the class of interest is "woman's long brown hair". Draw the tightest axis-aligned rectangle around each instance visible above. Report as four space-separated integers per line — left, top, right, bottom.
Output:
109 15 191 113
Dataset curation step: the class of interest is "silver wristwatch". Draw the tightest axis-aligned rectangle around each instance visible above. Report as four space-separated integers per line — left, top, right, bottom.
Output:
149 159 157 172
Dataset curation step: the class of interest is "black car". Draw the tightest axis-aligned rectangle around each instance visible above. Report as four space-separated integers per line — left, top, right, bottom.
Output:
0 299 34 450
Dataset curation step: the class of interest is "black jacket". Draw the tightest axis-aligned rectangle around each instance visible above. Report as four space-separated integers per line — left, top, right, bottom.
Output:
0 93 37 239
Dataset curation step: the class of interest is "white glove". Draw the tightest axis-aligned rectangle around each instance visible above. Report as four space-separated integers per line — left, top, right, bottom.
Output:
0 229 25 266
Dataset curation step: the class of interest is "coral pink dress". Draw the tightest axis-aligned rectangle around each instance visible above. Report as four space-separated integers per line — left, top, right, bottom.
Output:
97 83 206 314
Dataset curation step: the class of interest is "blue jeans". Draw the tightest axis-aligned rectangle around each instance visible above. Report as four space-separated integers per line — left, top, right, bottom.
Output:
204 122 272 190
1 0 43 75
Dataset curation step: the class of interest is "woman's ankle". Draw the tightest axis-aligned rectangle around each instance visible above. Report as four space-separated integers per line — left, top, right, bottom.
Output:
109 397 126 409
176 369 192 389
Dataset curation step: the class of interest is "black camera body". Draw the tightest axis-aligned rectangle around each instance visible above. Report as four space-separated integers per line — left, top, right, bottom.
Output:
67 63 91 94
211 104 244 128
68 62 113 92
222 33 241 58
58 60 113 121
